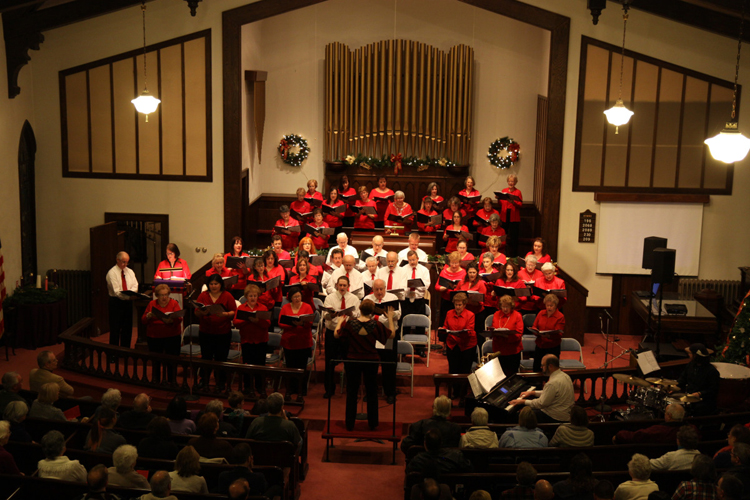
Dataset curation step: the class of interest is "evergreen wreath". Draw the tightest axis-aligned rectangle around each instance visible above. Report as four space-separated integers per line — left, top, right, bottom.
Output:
487 137 520 169
278 134 310 167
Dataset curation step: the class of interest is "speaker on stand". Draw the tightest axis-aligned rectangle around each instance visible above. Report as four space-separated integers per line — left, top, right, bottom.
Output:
641 237 668 341
651 248 676 361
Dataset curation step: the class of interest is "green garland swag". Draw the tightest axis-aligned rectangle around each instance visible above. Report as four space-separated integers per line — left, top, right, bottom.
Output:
278 134 310 167
487 137 520 169
341 154 456 171
4 285 68 307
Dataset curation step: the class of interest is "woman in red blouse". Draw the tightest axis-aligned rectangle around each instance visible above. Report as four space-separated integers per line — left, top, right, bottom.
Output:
338 176 357 227
531 294 565 372
442 197 466 230
416 196 440 233
194 274 237 390
458 175 481 217
154 243 192 280
290 188 312 223
370 176 395 229
248 258 274 310
278 286 314 401
497 261 529 310
206 253 232 279
435 251 466 328
526 237 552 265
457 262 487 328
272 205 300 251
323 187 345 231
499 174 523 257
307 210 330 249
224 236 249 299
456 239 475 263
288 258 317 307
305 179 324 205
479 214 507 251
295 237 317 265
272 235 292 261
233 284 271 396
427 182 444 209
480 252 500 313
517 256 544 313
488 295 524 376
537 262 566 310
486 236 507 266
443 211 469 254
384 191 413 235
142 284 182 383
473 197 500 228
354 185 377 230
443 292 477 381
263 249 285 306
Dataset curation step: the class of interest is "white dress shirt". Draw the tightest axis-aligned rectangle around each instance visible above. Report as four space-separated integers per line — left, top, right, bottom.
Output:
358 248 388 270
326 267 365 299
319 264 341 294
323 291 361 330
106 264 139 300
401 263 431 301
376 266 405 300
649 449 701 472
325 244 359 265
363 292 402 326
524 368 574 422
398 247 428 263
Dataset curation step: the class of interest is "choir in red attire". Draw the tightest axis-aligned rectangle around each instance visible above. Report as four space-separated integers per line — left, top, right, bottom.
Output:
531 294 565 372
487 295 524 375
142 283 183 382
233 284 271 396
194 274 237 390
154 243 192 280
278 287 315 401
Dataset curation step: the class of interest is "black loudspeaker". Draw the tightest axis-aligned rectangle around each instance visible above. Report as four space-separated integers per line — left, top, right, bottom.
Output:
652 248 676 284
642 236 668 269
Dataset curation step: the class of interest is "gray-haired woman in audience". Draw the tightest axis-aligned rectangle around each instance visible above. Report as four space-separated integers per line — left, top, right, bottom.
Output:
549 406 594 447
29 383 67 421
107 444 150 489
169 445 208 494
0 420 21 475
3 400 33 443
460 407 499 448
613 454 659 500
37 430 87 482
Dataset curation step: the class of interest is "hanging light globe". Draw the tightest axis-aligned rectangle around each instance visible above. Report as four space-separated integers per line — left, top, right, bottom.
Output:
705 122 750 163
604 98 634 127
131 89 161 116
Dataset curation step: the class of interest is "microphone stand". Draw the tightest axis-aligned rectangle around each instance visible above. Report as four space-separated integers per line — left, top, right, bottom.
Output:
655 282 665 362
179 284 201 401
594 311 612 417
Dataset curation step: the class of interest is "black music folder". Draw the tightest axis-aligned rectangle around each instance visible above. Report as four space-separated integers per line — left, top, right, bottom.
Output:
472 215 491 227
317 305 356 317
226 256 257 269
304 196 323 207
480 271 503 282
438 276 461 290
190 301 226 315
321 204 345 216
494 285 531 298
150 308 187 321
235 309 272 321
284 282 320 294
494 191 522 203
304 224 335 236
449 289 484 303
121 290 152 300
279 314 315 325
530 286 567 298
416 212 443 226
528 328 563 337
246 275 281 292
458 193 481 204
340 193 358 205
445 229 472 240
374 194 395 203
356 205 378 215
273 224 301 234
290 209 312 221
221 275 239 287
371 300 400 315
406 278 425 288
387 212 413 223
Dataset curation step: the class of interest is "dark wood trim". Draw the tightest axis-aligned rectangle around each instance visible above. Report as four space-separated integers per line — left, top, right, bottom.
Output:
700 84 713 188
650 66 662 188
181 42 186 177
104 212 169 260
85 69 92 173
244 70 268 82
59 71 69 175
157 48 163 176
62 171 211 182
203 29 213 183
600 49 613 188
133 56 140 175
674 73 687 188
109 63 116 174
624 59 637 187
594 193 710 203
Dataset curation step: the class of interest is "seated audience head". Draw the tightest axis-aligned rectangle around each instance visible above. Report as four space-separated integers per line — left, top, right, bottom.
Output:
113 444 139 474
0 420 10 446
41 429 66 459
665 403 685 422
37 350 57 370
267 392 285 416
38 382 60 404
228 391 244 409
197 412 219 438
470 407 489 427
166 396 188 420
150 470 172 498
2 372 22 392
727 424 750 447
205 399 224 417
133 393 151 412
731 442 750 466
424 428 442 453
677 425 700 450
594 480 614 500
569 406 589 428
4 400 28 424
518 407 538 430
517 461 538 487
87 464 108 493
147 416 172 441
100 388 122 411
627 453 652 481
229 478 250 500
718 475 743 500
231 443 253 467
568 453 595 490
432 396 452 418
469 491 492 500
420 478 441 500
534 480 555 500
648 492 670 500
691 454 716 482
174 446 201 477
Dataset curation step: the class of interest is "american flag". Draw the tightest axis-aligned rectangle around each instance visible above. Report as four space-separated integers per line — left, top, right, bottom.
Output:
0 237 5 340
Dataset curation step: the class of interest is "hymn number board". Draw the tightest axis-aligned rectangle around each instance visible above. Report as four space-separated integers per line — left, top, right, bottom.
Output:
579 210 596 243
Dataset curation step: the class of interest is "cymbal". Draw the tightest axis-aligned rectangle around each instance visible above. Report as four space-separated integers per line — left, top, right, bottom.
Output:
614 373 651 388
645 377 679 386
667 395 702 404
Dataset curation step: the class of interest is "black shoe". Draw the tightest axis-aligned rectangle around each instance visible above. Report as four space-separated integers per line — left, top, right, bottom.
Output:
386 395 396 405
296 395 305 403
418 351 427 358
323 392 332 399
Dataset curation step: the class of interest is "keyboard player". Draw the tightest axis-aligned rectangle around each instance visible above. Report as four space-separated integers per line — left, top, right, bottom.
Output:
508 354 574 423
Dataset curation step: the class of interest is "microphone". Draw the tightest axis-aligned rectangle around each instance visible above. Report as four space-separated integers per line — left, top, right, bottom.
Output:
603 309 613 320
628 348 639 359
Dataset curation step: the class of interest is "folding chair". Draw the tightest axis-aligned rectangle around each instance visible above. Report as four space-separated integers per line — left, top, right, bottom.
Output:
396 340 415 397
401 314 431 367
180 324 201 357
520 336 536 370
559 337 586 370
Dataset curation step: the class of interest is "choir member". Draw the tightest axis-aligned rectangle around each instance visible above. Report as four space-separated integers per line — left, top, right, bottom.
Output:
458 175 481 217
334 300 396 429
359 235 387 271
531 294 565 372
272 205 300 250
326 255 365 299
401 250 431 318
363 278 402 404
427 182 444 208
338 175 357 227
376 251 404 300
278 287 314 401
362 257 379 285
443 292 477 382
457 262 488 328
486 236 507 266
288 257 317 307
480 252 500 314
456 239 475 263
478 214 506 251
497 261 529 310
325 233 358 265
323 275 361 398
443 211 469 253
294 249 321 278
154 243 192 280
263 249 285 306
536 262 566 309
271 235 291 261
499 174 523 258
224 236 249 299
518 256 544 313
397 232 429 262
487 295 524 376
233 285 271 397
305 211 329 250
305 179 324 205
295 237 317 265
416 196 440 233
320 247 344 293
473 197 500 228
442 197 466 229
142 283 182 383
435 251 466 327
480 252 498 275
370 175 395 228
384 190 413 235
248 258 274 310
323 187 345 230
194 274 237 391
526 237 552 264
206 253 232 279
353 185 377 230
106 251 138 353
290 188 312 223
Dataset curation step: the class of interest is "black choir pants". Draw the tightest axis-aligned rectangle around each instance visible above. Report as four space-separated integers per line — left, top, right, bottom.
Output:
345 360 379 429
147 335 181 383
241 342 268 394
199 332 231 388
108 296 133 350
378 343 397 397
284 348 311 396
325 328 345 395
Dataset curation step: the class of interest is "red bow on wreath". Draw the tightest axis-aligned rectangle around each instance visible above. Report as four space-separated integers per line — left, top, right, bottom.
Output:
391 153 403 175
508 143 520 162
279 139 290 160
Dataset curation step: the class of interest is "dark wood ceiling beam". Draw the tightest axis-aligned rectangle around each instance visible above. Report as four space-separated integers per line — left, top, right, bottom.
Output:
0 0 44 14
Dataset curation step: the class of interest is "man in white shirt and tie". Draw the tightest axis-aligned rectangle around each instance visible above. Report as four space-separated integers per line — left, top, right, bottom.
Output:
400 250 431 355
358 235 388 271
326 255 365 299
326 233 359 265
363 279 401 404
105 251 139 356
322 276 361 398
320 248 344 295
397 233 428 263
362 257 379 294
376 251 404 300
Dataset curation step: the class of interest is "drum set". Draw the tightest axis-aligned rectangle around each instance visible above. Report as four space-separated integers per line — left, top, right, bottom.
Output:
610 373 701 420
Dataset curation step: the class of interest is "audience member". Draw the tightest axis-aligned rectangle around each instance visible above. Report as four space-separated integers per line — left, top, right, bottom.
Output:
0 420 21 475
0 372 24 415
4 400 32 442
29 382 67 421
137 416 178 460
595 481 614 500
500 462 538 500
77 464 120 500
169 446 208 494
409 477 453 500
216 443 269 497
117 393 155 430
406 428 474 476
140 470 177 500
460 407 499 449
717 475 743 500
85 407 126 454
672 454 718 500
613 404 689 445
188 413 234 460
228 478 250 500
509 355 574 423
535 480 555 500
245 393 301 448
613 454 659 500
726 443 750 494
401 396 462 454
499 407 549 448
223 391 248 432
550 405 594 447
38 429 87 482
553 453 599 500
30 351 74 396
107 444 150 489
93 389 122 420
650 426 701 472
200 399 238 438
715 424 750 469
166 396 196 435
470 491 493 500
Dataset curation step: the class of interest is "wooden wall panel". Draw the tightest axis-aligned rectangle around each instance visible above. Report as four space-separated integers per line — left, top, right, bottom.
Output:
135 52 160 175
184 37 207 177
65 72 89 172
89 65 112 173
112 59 137 174
160 44 183 176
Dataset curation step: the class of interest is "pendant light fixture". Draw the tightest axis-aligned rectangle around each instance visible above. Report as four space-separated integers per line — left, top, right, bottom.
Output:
704 1 750 164
603 1 634 134
131 0 160 122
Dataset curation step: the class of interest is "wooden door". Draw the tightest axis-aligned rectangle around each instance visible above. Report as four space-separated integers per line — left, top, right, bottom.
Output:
90 222 118 335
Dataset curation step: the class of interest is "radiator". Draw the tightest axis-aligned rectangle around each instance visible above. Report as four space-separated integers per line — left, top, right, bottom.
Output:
47 269 91 326
679 278 741 301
